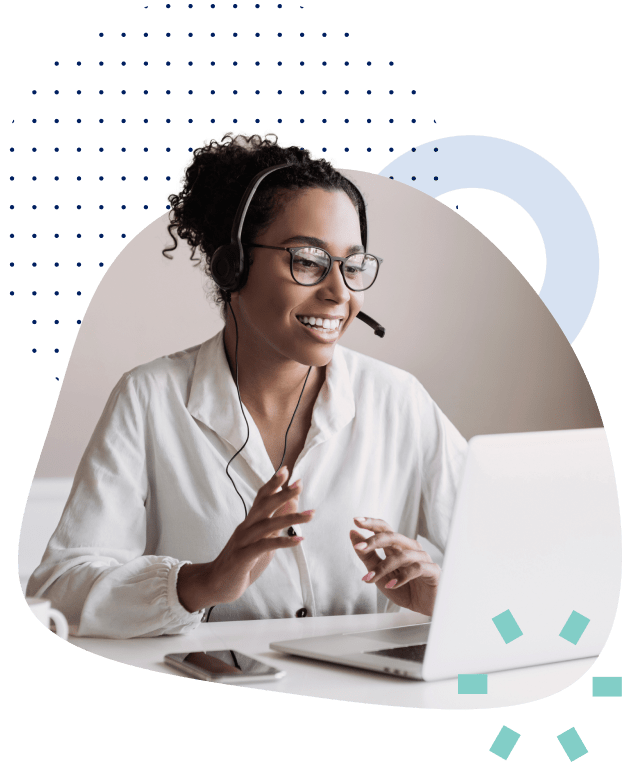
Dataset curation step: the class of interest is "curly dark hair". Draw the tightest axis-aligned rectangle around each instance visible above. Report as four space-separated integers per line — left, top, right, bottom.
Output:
163 133 368 316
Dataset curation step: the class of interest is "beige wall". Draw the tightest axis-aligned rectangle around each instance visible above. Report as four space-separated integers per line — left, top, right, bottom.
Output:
35 171 601 479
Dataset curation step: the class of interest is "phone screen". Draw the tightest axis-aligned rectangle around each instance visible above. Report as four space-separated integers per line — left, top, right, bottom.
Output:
171 650 280 677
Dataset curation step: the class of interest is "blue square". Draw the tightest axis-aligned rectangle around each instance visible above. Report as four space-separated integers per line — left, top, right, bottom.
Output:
593 676 622 697
559 611 590 645
490 726 520 760
458 674 488 694
557 727 588 761
492 609 523 644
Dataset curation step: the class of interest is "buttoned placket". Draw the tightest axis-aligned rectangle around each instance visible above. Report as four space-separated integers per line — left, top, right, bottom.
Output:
186 331 355 619
290 397 361 618
283 452 314 617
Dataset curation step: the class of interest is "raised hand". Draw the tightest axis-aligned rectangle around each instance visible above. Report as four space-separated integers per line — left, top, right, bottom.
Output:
177 467 313 613
350 516 440 616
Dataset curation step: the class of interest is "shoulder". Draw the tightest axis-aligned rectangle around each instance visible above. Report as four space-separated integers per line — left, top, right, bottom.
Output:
120 342 203 402
337 345 424 398
337 347 467 464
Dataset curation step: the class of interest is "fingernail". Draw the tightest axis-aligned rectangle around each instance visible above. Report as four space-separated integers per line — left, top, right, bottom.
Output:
354 542 367 550
301 509 314 516
385 579 398 589
277 466 288 477
362 571 375 582
354 516 366 522
290 478 302 489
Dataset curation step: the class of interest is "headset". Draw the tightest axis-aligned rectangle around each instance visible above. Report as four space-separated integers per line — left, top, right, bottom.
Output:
204 161 385 622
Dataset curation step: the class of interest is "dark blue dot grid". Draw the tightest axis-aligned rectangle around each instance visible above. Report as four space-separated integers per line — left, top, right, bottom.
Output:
5 2 428 366
9 15 437 402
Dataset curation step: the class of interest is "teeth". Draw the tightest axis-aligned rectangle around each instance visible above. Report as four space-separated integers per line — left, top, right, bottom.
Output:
298 316 341 331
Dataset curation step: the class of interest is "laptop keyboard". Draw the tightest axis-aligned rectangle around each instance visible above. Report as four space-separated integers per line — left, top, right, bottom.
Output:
366 644 427 663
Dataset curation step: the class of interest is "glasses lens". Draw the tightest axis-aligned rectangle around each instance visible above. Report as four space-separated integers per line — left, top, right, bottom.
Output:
291 247 330 284
342 254 379 291
290 248 379 290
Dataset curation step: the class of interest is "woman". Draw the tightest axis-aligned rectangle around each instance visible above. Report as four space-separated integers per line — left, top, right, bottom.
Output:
27 134 467 638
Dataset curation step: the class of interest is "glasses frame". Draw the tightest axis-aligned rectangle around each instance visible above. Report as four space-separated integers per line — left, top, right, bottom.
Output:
245 243 383 292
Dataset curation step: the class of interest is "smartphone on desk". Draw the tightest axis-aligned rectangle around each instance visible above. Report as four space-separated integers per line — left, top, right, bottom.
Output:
164 649 286 684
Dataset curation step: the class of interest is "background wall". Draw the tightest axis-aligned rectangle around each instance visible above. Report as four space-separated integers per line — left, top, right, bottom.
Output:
34 169 601 479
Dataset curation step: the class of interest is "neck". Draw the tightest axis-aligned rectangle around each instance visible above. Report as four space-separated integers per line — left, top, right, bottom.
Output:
222 312 324 420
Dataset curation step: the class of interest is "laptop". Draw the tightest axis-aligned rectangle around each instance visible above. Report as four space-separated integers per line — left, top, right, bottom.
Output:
270 428 621 681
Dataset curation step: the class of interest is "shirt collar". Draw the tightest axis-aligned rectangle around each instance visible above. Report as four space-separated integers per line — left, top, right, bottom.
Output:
187 329 356 478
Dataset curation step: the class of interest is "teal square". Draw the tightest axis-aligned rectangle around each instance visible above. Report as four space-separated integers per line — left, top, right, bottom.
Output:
593 676 622 697
490 726 520 760
557 727 588 761
559 611 590 645
458 674 488 694
492 609 523 644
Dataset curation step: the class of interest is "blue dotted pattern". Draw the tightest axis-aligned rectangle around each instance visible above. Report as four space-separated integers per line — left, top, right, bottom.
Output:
9 18 436 382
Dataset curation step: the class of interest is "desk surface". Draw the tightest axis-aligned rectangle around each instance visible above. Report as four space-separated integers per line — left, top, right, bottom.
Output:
70 611 595 709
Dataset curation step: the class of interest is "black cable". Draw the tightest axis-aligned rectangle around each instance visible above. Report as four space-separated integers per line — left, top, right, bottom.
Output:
206 302 249 625
223 301 251 520
275 365 312 475
205 301 312 624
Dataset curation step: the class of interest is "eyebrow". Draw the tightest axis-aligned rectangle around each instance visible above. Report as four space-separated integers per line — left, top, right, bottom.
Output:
281 235 365 254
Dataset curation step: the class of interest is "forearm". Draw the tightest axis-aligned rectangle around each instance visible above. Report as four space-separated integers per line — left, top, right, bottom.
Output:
28 553 204 638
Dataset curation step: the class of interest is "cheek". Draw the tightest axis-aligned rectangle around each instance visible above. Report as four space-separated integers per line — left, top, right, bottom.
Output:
340 295 364 332
351 294 364 317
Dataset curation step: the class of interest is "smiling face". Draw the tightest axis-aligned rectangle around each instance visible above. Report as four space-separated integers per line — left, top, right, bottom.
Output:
229 187 365 368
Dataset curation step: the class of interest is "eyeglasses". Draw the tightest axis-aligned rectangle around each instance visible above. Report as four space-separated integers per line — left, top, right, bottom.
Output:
245 244 383 292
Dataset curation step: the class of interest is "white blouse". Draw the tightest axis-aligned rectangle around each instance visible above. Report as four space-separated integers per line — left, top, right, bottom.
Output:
27 329 468 638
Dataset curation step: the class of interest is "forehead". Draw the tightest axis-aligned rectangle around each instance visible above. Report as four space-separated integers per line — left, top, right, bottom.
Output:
264 188 362 245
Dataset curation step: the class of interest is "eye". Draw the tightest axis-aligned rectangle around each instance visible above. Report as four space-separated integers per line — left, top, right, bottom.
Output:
343 254 367 278
292 247 329 269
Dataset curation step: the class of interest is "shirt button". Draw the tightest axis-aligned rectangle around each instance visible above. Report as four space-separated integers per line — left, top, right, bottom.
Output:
296 608 308 618
287 526 297 537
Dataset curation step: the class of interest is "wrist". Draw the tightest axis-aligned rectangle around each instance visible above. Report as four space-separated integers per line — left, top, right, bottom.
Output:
176 562 218 613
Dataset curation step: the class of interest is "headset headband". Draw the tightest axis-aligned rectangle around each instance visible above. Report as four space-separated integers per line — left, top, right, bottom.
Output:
231 162 294 273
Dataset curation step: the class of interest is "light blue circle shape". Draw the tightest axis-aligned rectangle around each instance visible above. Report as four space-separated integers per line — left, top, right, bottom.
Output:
379 136 598 343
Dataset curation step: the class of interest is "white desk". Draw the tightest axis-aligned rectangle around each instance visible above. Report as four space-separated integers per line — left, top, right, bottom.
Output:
70 611 595 709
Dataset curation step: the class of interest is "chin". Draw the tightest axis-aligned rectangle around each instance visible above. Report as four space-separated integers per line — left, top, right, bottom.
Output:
299 345 336 368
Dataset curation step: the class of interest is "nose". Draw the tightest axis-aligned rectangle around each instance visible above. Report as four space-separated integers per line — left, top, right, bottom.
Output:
319 259 351 303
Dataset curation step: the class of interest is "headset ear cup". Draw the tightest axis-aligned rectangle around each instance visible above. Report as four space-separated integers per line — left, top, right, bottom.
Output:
211 245 240 291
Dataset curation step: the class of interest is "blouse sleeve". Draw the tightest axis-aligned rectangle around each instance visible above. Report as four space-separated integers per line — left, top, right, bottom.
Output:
26 372 205 638
413 379 468 553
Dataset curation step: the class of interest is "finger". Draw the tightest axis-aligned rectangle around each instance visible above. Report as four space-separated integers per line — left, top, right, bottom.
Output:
240 510 315 546
350 530 383 572
354 516 393 534
245 480 304 527
352 531 413 554
273 490 299 518
256 466 290 498
349 529 370 552
273 466 290 485
261 480 303 518
241 534 304 560
363 550 426 585
391 561 440 589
